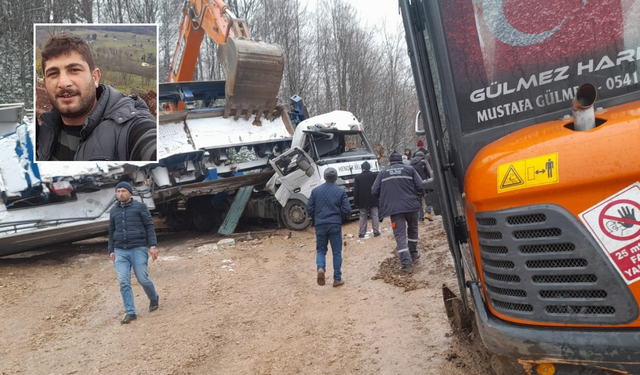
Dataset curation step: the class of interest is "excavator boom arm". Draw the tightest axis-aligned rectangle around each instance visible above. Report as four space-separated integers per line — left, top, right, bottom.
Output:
167 0 283 121
168 0 249 83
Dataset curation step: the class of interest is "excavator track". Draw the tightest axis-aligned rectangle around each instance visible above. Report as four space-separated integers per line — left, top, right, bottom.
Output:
218 37 285 123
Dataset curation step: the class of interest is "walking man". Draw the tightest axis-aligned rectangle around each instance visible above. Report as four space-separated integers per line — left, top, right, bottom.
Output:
307 168 351 287
109 181 160 324
410 150 434 222
354 161 380 238
372 152 423 272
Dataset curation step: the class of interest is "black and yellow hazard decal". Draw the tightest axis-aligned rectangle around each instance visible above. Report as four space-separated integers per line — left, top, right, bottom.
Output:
497 153 559 193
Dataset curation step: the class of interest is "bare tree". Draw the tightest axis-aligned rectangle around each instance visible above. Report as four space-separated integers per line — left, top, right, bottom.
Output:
158 0 184 81
126 0 159 23
0 0 46 106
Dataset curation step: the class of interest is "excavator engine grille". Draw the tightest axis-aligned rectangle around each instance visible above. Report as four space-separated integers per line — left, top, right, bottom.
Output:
475 205 638 325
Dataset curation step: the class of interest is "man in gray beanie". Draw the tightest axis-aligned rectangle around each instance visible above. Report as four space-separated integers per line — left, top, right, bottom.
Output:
354 161 380 238
108 181 160 324
307 168 351 287
372 151 424 272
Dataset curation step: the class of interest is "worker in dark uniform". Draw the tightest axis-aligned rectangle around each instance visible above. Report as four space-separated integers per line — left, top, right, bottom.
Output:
372 151 423 272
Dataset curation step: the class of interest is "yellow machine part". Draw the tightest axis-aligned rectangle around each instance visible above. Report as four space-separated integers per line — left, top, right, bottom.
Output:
218 37 285 122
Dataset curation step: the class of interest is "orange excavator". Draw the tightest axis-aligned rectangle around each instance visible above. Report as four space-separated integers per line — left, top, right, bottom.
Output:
167 0 284 121
400 0 640 374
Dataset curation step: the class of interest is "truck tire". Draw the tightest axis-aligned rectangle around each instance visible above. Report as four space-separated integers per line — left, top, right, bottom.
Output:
281 199 311 231
188 198 214 232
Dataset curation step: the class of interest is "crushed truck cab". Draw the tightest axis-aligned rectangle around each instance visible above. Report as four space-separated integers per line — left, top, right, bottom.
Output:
267 110 380 230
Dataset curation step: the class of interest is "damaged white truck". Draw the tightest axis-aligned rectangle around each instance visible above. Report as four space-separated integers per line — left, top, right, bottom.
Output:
0 98 379 256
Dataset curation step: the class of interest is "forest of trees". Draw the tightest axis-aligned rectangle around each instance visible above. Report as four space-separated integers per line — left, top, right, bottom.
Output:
0 0 420 153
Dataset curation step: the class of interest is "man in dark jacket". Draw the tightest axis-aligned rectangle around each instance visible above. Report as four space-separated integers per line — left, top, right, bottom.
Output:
414 140 429 158
307 168 351 287
109 181 159 324
372 152 423 272
37 34 156 161
410 151 434 222
353 161 380 238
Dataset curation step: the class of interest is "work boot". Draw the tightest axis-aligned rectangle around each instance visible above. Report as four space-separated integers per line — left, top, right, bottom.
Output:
333 280 345 287
358 234 365 238
149 296 160 312
412 252 421 263
317 268 325 286
424 213 434 221
400 264 412 273
373 232 381 237
121 314 137 324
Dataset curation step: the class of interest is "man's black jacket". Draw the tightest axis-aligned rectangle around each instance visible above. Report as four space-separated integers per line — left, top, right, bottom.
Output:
353 170 379 208
38 84 156 161
108 199 157 253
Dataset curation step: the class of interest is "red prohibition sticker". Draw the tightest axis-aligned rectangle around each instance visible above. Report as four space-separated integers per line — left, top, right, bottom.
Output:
597 199 640 241
580 182 640 285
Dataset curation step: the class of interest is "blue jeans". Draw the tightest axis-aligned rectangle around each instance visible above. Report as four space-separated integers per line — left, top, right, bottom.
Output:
113 247 158 315
316 225 343 281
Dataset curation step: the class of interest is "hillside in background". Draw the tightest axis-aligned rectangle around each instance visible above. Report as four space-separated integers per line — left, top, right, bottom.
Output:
36 26 157 94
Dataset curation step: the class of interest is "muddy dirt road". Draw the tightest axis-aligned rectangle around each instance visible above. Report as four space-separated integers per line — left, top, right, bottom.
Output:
0 219 495 375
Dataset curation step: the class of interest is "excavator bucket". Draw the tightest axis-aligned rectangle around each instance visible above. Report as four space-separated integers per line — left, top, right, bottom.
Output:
218 37 285 124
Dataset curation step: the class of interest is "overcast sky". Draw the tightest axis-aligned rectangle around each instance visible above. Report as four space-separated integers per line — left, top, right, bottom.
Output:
349 0 403 30
305 0 404 33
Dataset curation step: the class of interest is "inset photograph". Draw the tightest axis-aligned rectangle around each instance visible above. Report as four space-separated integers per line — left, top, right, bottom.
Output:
34 24 158 161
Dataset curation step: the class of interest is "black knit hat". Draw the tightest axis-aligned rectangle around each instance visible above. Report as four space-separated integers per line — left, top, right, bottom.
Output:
361 161 371 171
115 181 133 194
389 151 402 162
324 168 338 182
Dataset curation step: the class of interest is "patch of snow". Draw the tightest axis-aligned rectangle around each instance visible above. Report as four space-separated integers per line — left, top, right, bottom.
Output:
297 110 361 132
0 123 40 197
218 239 236 247
157 121 194 159
158 114 291 159
159 256 181 261
186 114 290 150
197 244 218 253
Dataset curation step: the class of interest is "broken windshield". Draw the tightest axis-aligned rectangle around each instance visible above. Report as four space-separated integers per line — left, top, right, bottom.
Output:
304 131 374 161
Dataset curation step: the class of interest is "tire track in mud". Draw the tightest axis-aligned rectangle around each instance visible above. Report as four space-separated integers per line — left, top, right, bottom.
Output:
171 232 370 375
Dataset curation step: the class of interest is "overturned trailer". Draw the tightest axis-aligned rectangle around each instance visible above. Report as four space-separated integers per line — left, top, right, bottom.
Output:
0 105 153 256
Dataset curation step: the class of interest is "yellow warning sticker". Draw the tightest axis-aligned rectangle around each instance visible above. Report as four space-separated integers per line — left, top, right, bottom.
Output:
497 153 559 193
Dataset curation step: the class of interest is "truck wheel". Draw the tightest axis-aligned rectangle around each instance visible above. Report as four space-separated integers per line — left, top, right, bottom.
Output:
189 199 214 232
281 199 311 231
